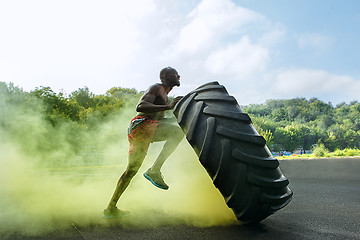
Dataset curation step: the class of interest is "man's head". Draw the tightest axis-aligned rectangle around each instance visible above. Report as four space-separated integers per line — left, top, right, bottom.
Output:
160 67 180 87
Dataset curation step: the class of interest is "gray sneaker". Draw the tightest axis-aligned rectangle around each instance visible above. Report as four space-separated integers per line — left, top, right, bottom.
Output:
143 169 169 190
102 208 130 219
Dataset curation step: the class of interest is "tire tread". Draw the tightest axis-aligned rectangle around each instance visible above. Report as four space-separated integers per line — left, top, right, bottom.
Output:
173 82 292 223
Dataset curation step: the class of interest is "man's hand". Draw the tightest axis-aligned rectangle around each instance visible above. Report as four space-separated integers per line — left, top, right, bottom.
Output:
169 96 183 109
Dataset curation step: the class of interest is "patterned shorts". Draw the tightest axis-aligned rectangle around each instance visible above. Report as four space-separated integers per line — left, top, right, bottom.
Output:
127 116 159 154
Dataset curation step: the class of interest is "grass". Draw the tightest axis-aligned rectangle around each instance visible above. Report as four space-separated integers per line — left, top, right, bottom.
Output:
277 146 360 159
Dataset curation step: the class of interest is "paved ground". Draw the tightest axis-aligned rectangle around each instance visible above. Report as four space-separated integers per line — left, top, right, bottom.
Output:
2 158 360 240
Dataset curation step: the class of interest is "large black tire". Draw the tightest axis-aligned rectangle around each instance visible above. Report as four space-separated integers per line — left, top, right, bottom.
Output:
173 81 293 223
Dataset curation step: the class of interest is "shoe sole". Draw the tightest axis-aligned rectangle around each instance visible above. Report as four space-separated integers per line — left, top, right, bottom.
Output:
143 172 169 190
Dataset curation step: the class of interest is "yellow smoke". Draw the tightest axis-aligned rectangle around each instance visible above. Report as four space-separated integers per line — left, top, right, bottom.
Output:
0 102 236 235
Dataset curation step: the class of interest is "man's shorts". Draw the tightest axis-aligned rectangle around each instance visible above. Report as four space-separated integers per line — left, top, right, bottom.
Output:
127 116 159 154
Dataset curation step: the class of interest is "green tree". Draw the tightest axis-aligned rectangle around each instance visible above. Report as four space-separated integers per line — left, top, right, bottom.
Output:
31 86 82 124
316 115 334 130
106 87 138 99
287 105 300 121
272 108 287 122
70 87 95 109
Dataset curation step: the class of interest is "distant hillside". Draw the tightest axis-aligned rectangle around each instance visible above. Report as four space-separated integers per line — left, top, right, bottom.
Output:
242 98 360 152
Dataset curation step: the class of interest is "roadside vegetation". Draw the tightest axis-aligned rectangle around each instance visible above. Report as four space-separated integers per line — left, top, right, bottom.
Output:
278 144 360 159
242 98 360 158
1 82 359 162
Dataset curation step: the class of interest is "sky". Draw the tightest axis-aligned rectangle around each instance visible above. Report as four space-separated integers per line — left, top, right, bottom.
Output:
0 0 359 105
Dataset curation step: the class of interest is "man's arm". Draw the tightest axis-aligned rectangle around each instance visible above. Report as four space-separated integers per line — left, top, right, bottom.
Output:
136 100 171 113
136 85 171 113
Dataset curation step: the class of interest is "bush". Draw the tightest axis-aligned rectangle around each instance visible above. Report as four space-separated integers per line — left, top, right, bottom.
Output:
342 148 360 156
333 149 345 156
312 143 330 157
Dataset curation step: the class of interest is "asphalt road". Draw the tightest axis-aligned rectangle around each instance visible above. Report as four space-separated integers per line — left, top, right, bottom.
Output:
3 157 360 240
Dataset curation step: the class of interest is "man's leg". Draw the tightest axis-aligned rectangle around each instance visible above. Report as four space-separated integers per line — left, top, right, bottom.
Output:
151 122 183 171
144 122 183 189
106 143 148 212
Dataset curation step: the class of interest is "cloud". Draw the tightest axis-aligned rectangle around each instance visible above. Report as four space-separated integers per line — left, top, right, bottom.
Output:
170 0 263 56
0 0 283 99
160 0 280 98
272 68 360 103
204 36 269 79
258 22 287 47
0 0 157 92
297 33 335 52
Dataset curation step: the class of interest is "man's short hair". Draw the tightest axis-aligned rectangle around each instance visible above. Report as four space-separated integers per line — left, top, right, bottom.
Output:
160 67 177 81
